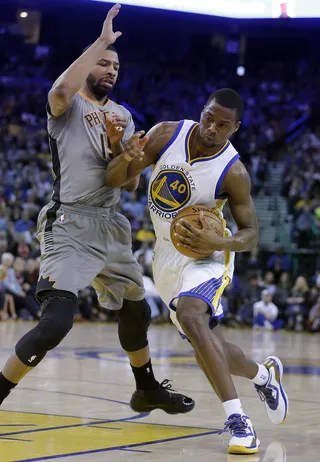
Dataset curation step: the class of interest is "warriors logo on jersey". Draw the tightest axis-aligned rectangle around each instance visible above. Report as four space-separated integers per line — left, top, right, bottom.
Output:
149 164 197 220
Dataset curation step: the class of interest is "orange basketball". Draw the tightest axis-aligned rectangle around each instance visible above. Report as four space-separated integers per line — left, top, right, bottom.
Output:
170 205 224 258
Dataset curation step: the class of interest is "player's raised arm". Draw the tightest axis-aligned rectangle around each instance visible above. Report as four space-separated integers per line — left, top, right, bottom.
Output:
105 122 178 188
219 160 259 252
48 4 122 117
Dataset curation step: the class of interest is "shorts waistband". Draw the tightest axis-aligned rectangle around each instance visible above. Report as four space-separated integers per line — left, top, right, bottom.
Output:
49 201 116 218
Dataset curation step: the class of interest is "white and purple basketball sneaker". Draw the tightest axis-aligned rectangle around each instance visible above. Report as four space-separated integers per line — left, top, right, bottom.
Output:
219 414 260 454
255 356 289 425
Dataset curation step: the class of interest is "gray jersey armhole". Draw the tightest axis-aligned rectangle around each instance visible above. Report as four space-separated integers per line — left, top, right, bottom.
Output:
47 94 77 137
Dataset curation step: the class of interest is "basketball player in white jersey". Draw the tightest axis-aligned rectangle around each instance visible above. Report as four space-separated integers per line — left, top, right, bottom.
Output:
105 88 289 455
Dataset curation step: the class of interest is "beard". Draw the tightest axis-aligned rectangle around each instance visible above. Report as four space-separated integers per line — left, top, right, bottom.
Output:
198 129 217 149
86 73 111 99
200 137 216 149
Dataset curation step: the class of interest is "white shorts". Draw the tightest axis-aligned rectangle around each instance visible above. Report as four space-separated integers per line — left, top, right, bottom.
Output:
152 235 234 338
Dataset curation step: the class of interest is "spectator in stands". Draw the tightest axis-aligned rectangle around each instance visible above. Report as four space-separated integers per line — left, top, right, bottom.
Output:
122 191 145 220
76 287 95 321
1 253 40 320
11 232 32 259
263 271 277 295
133 240 154 278
0 264 17 321
307 295 320 332
293 205 316 248
311 270 320 288
14 210 34 234
13 257 25 286
252 155 269 195
246 247 263 273
222 275 243 327
136 220 155 243
236 271 265 325
286 276 310 331
266 248 291 281
29 237 41 259
273 272 292 322
253 290 282 330
24 259 39 295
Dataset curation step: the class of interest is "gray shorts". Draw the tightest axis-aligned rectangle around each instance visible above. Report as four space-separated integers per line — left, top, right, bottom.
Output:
36 201 145 310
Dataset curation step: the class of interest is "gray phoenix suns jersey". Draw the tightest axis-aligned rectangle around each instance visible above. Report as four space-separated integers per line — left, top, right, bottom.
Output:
47 90 135 207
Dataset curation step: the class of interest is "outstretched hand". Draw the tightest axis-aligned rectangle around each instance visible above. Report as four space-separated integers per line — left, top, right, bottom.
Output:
174 211 225 254
100 4 122 45
123 132 149 162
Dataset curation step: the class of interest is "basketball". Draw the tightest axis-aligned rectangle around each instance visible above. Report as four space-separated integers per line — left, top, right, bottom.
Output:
170 205 224 258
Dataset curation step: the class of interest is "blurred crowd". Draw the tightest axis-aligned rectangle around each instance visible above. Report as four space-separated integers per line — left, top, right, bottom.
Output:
281 130 320 248
222 248 320 333
0 36 319 332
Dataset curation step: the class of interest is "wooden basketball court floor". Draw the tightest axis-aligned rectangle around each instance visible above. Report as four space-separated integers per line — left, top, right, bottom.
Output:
0 322 319 462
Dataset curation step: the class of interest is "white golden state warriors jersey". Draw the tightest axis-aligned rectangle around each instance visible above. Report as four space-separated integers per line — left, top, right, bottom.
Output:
148 119 240 242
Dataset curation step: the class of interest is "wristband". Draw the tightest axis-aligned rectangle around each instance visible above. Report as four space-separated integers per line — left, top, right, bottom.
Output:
123 152 133 162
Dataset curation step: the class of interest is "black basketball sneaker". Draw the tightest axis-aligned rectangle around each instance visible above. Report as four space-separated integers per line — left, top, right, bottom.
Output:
130 379 195 414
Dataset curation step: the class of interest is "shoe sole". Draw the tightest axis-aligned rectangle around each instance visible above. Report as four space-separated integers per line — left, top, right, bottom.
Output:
266 355 289 424
130 401 195 415
228 439 261 455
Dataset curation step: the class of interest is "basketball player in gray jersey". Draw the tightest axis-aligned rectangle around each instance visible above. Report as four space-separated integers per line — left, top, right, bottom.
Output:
0 3 194 415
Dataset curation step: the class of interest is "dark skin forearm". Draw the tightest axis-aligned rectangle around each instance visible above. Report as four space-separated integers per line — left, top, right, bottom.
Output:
217 227 258 252
105 151 133 188
110 140 123 157
109 142 140 192
219 168 259 252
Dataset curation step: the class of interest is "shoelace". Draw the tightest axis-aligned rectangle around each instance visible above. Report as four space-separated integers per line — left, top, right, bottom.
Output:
160 379 175 392
159 379 193 405
219 415 248 437
255 384 276 406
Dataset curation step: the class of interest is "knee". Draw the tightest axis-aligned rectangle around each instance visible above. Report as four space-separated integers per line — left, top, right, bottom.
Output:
176 300 207 342
118 299 151 352
36 290 77 349
15 290 77 366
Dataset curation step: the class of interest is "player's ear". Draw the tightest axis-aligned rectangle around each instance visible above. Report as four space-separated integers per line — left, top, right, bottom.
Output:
233 121 241 135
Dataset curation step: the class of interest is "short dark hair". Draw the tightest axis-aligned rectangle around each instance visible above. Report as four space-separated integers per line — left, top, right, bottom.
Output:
205 88 244 121
82 44 117 54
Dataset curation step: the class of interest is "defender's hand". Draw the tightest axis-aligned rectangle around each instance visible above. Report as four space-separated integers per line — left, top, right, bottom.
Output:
100 4 122 45
105 115 126 145
122 132 149 162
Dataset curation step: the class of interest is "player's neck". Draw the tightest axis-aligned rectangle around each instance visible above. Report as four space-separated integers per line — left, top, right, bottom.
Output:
190 127 228 159
80 86 109 106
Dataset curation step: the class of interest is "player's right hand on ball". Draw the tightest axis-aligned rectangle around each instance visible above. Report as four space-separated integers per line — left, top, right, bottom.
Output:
123 132 149 162
100 4 122 45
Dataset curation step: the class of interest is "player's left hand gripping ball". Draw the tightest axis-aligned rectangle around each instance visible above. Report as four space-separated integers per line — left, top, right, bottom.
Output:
175 210 225 255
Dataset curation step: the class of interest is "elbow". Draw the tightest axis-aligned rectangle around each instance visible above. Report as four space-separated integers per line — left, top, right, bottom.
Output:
247 229 259 251
49 82 70 106
50 83 69 102
48 84 71 117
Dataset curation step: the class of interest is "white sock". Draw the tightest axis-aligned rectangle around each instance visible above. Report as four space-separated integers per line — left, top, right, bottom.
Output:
223 398 244 418
251 363 269 386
